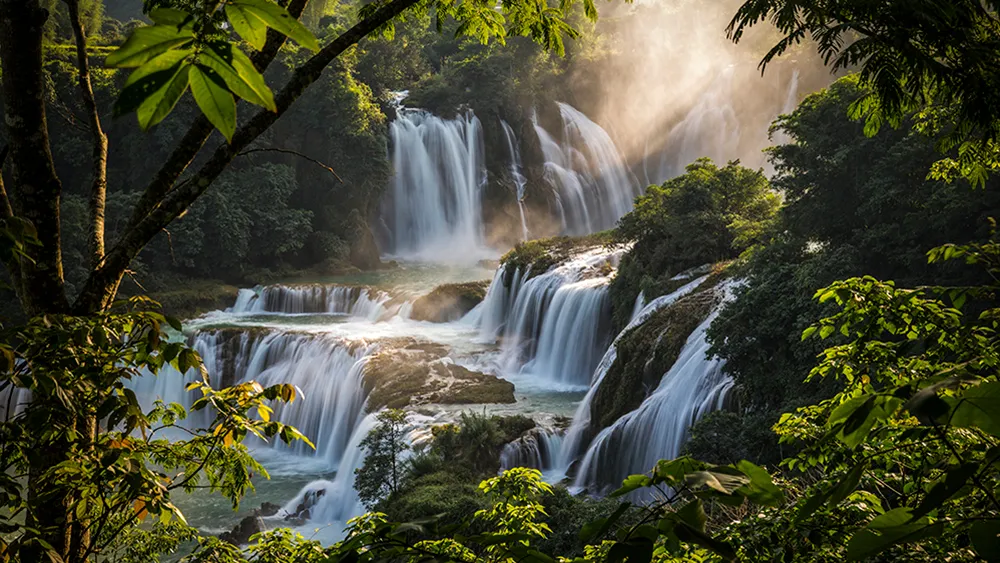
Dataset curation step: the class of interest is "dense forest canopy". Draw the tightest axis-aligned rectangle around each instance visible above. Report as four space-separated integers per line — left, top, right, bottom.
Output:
2 0 1000 561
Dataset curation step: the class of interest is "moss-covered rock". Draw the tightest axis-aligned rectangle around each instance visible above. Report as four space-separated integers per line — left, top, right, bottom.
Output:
499 231 616 286
587 273 726 436
363 339 516 409
148 279 240 320
410 281 490 322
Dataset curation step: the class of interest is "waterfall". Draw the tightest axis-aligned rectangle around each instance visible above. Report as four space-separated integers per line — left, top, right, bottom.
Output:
279 412 378 531
470 247 622 387
532 103 639 235
381 109 488 260
500 119 530 242
573 292 734 494
771 69 801 147
230 285 390 320
130 330 374 471
500 430 567 476
545 275 709 482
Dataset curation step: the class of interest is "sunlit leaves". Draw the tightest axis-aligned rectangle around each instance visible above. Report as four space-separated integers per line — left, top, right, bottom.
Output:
227 0 319 51
189 66 236 140
105 9 195 67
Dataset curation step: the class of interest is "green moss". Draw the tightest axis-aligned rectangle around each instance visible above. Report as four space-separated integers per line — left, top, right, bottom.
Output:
147 279 240 320
499 231 617 286
382 471 487 527
410 280 490 322
588 277 725 435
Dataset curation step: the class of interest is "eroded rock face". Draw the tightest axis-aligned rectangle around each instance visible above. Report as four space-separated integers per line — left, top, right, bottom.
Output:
409 281 489 322
219 500 284 545
363 339 515 409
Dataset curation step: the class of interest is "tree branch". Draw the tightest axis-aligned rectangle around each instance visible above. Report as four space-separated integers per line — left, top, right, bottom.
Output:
0 0 70 316
238 147 344 183
74 0 420 313
65 0 110 271
120 0 311 239
0 145 12 219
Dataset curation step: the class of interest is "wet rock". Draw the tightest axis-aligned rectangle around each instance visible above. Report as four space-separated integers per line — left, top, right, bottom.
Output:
410 281 490 322
363 338 516 409
258 502 281 517
219 515 266 546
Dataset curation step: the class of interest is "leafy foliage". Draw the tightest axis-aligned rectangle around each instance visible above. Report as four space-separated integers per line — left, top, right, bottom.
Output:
355 408 410 509
609 158 778 330
729 0 1000 185
0 298 311 562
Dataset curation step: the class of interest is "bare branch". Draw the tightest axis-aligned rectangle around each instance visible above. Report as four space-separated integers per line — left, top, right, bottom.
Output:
0 145 12 219
238 147 344 183
64 0 109 271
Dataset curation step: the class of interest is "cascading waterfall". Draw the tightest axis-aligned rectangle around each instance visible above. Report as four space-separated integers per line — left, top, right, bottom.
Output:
382 109 488 259
573 291 734 494
130 330 374 470
544 275 709 482
469 247 622 388
279 412 378 532
533 103 639 235
500 430 567 475
500 119 530 241
231 285 390 319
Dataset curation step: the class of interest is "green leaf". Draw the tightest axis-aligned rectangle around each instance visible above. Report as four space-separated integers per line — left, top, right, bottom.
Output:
672 521 736 561
970 520 1000 562
579 502 629 543
949 381 1000 436
229 0 319 51
911 462 978 518
611 474 652 498
122 48 193 89
136 62 191 130
675 499 707 532
199 43 276 110
827 462 865 507
105 22 195 68
845 508 943 561
735 460 784 506
189 66 236 141
225 3 269 50
147 8 195 26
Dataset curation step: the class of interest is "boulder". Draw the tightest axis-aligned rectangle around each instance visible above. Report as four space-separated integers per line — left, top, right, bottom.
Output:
409 281 489 322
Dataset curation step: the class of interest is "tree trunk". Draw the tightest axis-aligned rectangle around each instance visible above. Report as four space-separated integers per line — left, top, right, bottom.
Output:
0 0 69 316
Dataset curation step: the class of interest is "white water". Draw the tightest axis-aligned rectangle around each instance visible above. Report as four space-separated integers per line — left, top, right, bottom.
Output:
231 285 390 320
573 290 734 494
533 103 640 235
382 109 489 261
500 119 530 241
469 246 622 389
542 275 709 482
500 430 568 480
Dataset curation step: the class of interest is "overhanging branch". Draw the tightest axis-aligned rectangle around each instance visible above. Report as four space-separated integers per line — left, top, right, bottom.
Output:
238 147 344 183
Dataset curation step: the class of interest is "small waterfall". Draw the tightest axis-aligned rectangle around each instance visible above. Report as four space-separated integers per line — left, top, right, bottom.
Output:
381 109 487 259
471 247 622 387
130 330 374 470
532 103 639 235
546 275 709 481
500 119 529 241
280 412 378 529
771 69 801 146
230 285 390 319
500 430 567 475
573 294 734 494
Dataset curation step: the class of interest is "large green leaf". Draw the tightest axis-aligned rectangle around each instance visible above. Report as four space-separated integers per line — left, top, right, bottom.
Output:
136 63 191 131
198 43 276 110
971 520 1000 562
845 508 943 561
225 3 269 50
189 66 236 141
229 0 319 51
735 460 785 506
123 48 193 88
105 22 194 68
949 380 1000 436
